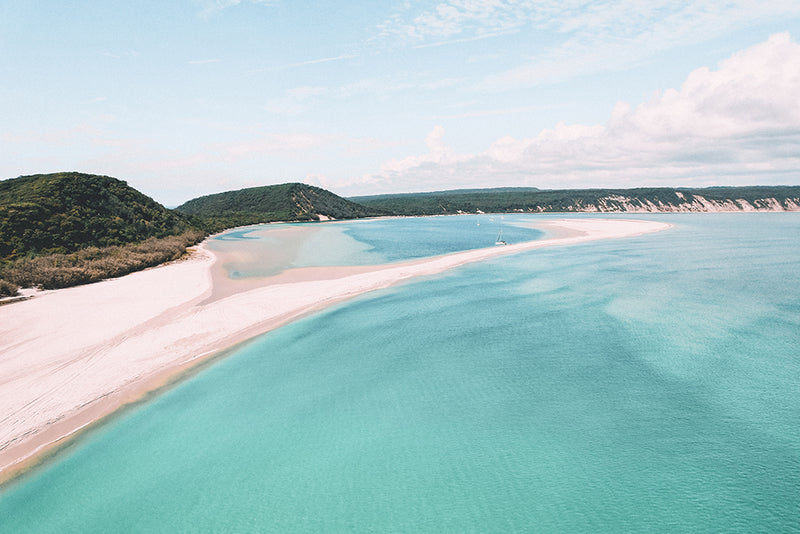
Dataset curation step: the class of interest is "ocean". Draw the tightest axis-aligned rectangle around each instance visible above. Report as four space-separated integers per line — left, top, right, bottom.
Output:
1 213 799 532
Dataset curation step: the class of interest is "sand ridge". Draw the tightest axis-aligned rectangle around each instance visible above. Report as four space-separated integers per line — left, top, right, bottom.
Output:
0 218 670 483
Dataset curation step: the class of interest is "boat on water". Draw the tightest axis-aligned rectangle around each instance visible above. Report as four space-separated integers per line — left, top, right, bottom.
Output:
495 229 508 246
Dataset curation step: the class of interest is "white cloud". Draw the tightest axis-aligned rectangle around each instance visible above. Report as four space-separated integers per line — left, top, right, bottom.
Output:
608 33 800 138
101 49 140 60
284 54 357 68
482 1 800 89
429 104 545 119
197 0 278 17
378 125 471 176
264 86 329 114
248 54 357 74
344 136 410 156
353 33 800 193
375 1 800 89
377 0 542 43
263 74 462 115
212 132 334 159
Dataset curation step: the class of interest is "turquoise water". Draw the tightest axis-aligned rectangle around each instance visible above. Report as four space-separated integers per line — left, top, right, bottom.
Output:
328 215 544 263
2 214 799 532
208 215 544 278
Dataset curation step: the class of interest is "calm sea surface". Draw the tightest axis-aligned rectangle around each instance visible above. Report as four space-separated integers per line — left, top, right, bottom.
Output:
2 214 799 532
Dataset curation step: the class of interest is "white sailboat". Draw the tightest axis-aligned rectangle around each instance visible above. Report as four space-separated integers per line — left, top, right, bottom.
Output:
495 228 507 246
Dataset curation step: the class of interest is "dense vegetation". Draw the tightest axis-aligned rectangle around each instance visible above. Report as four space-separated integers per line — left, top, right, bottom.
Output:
1 230 205 290
0 172 204 295
0 172 195 259
0 278 17 298
175 183 384 228
350 186 800 215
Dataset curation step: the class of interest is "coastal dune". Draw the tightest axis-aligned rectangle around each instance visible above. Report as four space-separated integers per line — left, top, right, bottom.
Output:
0 218 670 482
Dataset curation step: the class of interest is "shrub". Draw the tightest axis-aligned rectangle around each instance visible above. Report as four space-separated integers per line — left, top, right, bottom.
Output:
0 278 19 297
0 229 206 290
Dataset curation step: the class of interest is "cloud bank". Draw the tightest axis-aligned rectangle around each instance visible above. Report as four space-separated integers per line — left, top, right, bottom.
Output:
353 33 800 193
378 1 800 89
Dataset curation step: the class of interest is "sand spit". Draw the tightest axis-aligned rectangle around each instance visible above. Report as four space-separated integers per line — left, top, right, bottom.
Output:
0 218 670 482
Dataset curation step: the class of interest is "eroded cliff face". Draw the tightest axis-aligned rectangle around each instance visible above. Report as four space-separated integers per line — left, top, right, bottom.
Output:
527 194 800 213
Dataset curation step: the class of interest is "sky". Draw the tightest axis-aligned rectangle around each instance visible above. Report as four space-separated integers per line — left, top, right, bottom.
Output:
1 1 799 206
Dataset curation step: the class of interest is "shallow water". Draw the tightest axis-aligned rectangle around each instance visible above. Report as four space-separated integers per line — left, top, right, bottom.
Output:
1 213 798 532
207 214 544 278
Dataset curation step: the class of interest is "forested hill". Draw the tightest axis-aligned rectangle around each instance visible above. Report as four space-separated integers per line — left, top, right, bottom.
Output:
175 182 384 227
0 176 382 295
0 172 194 259
350 186 800 215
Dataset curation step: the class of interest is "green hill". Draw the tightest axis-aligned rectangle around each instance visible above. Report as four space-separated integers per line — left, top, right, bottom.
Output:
0 175 382 295
0 172 203 294
0 172 195 259
175 182 383 227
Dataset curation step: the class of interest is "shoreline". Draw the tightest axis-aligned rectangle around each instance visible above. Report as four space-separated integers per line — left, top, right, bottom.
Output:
0 218 671 486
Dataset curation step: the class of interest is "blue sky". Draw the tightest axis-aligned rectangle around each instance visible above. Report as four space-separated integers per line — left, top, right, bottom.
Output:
1 1 799 205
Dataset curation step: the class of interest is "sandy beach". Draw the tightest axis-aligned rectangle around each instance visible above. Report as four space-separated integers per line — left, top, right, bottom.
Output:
0 218 670 483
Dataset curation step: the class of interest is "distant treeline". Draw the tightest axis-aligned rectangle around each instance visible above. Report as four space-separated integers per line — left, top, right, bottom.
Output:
350 186 800 215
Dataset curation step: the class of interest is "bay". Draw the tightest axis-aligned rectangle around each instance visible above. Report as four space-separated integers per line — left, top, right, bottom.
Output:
1 214 798 532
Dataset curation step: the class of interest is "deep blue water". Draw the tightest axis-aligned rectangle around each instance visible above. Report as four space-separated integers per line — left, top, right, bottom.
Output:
1 214 799 532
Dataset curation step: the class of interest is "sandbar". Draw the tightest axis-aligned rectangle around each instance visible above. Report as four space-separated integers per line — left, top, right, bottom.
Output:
0 218 670 484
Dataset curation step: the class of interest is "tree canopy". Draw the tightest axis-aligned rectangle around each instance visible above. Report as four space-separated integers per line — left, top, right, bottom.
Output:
0 172 194 260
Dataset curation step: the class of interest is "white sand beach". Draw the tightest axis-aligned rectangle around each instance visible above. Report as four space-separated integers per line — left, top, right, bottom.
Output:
0 218 670 482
